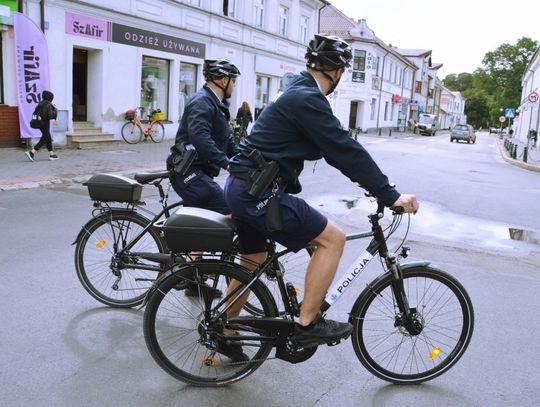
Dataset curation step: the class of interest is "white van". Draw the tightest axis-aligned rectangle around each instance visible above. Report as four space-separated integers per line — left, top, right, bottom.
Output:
416 113 439 136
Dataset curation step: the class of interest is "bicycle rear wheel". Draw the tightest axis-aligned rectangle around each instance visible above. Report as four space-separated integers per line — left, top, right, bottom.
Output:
75 211 167 307
350 266 474 384
121 122 143 144
144 261 277 386
149 122 165 143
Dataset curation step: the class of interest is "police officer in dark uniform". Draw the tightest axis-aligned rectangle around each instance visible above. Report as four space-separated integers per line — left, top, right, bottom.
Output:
224 34 419 348
167 58 240 214
167 59 240 299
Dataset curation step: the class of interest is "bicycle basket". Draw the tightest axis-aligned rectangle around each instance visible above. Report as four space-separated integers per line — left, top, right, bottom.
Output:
124 109 137 121
151 109 165 121
83 174 143 203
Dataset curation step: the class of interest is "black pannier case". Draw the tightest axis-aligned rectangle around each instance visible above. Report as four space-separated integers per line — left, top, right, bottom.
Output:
161 207 235 252
84 174 143 203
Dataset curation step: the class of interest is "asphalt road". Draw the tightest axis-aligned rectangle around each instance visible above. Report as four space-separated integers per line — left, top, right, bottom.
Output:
1 131 539 406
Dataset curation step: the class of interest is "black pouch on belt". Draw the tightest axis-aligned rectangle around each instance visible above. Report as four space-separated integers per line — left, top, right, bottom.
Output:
265 194 283 232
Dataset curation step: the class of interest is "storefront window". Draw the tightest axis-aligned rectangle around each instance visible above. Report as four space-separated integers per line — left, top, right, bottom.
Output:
255 75 270 108
141 56 169 119
179 62 198 120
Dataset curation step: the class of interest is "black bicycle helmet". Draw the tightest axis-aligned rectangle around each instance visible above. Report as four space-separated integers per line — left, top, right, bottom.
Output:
203 59 241 80
305 34 353 70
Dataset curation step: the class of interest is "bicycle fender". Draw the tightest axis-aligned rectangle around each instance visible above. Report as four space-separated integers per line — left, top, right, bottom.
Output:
71 208 141 245
348 260 430 324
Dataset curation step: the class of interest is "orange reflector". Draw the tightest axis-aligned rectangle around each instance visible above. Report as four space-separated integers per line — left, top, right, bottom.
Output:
429 347 441 360
96 240 106 249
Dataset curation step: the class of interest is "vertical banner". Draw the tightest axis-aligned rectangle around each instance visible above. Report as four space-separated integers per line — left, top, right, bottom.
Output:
14 12 50 138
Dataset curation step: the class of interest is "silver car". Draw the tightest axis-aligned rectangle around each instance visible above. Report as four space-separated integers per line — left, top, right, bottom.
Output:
450 124 476 144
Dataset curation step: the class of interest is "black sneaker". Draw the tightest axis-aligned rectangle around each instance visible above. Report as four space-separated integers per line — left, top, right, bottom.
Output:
49 154 59 161
184 282 223 299
215 336 249 362
25 151 35 162
293 315 353 348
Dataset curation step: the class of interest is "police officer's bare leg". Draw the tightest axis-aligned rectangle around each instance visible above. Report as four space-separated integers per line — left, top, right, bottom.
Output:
224 252 267 335
298 220 346 326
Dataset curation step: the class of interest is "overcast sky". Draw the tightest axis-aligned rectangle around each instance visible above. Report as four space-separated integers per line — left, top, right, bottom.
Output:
327 0 540 78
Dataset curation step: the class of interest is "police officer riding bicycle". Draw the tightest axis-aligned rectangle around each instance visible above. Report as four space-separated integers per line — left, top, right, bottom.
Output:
224 34 419 349
167 58 241 297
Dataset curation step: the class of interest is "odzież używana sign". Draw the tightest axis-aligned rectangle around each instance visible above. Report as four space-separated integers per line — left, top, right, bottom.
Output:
112 24 204 58
65 12 205 58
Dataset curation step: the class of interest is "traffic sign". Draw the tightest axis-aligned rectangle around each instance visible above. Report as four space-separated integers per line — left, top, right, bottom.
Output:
499 116 506 123
504 108 516 118
528 91 539 103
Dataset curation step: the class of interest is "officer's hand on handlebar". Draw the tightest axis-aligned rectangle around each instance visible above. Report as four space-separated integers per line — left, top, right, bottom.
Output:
391 194 419 214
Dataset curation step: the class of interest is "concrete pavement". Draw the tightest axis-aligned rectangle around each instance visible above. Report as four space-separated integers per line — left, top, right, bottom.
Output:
1 131 539 192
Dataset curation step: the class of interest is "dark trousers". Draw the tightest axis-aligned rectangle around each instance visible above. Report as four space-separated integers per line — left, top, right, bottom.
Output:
34 125 53 152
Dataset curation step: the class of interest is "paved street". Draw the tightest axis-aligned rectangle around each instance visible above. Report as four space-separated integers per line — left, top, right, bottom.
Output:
1 131 540 406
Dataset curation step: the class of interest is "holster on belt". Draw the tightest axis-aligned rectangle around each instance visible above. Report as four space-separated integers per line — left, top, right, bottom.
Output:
245 149 280 199
170 142 197 176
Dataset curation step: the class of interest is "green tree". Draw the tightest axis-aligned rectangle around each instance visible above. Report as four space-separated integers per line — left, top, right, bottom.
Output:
464 93 490 129
482 37 538 122
443 72 474 92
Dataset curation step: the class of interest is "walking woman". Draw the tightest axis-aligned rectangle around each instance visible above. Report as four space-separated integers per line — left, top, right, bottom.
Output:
235 101 253 132
25 90 59 161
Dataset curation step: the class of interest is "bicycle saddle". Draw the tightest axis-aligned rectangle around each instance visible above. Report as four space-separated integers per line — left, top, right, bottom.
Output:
134 170 171 184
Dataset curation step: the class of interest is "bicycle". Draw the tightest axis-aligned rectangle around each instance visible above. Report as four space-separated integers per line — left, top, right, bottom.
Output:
143 199 474 387
121 107 165 144
231 119 248 145
74 171 310 309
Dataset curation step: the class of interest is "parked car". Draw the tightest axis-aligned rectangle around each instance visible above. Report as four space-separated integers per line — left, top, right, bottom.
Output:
450 124 476 143
416 113 439 136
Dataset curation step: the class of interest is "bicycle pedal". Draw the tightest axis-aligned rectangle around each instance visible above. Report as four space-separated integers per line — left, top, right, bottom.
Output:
327 340 341 347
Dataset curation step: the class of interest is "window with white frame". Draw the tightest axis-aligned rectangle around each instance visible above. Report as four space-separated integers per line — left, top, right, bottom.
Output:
300 15 309 44
278 5 289 36
384 101 389 121
179 62 198 120
254 0 264 28
352 49 366 83
256 75 270 109
223 0 236 18
370 98 376 120
141 56 169 119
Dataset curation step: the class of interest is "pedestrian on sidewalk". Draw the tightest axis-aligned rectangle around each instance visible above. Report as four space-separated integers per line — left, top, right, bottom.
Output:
25 90 59 162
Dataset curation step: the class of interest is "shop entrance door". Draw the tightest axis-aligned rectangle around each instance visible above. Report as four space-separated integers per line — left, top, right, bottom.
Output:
72 49 88 121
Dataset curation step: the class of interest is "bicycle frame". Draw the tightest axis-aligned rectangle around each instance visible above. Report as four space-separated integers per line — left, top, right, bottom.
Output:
204 203 421 340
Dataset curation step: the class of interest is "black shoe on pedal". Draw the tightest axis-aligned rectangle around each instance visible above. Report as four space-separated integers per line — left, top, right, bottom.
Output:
184 282 223 299
294 315 353 348
216 338 249 362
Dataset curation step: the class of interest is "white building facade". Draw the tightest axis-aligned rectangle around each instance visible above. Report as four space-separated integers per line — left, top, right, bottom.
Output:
320 6 417 132
439 86 466 129
2 0 324 145
515 46 540 143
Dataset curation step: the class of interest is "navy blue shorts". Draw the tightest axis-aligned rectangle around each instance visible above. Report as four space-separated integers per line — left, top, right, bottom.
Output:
171 168 230 215
224 175 327 254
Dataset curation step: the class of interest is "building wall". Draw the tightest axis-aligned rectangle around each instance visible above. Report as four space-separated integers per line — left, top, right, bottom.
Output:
515 49 540 143
2 0 323 145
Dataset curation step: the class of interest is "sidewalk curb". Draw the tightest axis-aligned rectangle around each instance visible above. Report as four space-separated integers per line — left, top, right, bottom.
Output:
497 138 540 173
0 165 167 192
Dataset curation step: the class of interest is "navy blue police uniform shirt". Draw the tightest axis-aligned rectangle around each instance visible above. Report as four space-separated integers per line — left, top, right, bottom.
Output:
229 71 400 206
169 84 238 178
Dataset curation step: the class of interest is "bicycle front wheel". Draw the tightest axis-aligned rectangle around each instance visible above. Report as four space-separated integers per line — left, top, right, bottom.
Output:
350 266 474 384
144 261 278 386
149 122 165 143
121 121 143 144
75 211 167 307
